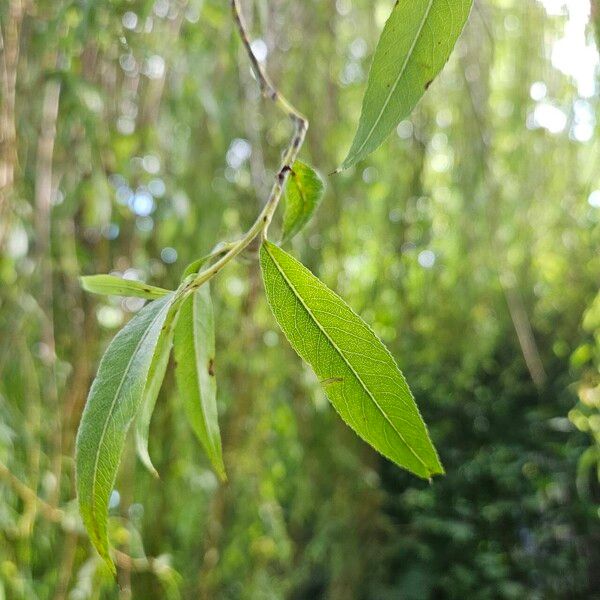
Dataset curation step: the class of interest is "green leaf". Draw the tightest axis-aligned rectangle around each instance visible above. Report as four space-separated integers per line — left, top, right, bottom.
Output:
339 0 473 170
281 161 325 243
174 284 226 481
75 293 175 570
134 306 179 478
80 275 170 300
182 256 210 279
260 241 443 479
182 244 237 279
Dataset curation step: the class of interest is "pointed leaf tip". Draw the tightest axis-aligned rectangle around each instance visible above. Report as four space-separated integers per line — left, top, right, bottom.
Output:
339 0 473 170
259 241 443 479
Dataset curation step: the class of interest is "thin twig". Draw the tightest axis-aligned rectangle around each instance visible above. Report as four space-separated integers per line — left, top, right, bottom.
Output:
184 0 308 294
236 6 269 200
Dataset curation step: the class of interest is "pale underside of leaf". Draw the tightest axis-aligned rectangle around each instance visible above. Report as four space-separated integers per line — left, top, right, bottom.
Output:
281 161 325 243
260 241 443 479
174 284 226 481
75 293 175 570
80 274 171 300
339 0 473 170
135 306 179 478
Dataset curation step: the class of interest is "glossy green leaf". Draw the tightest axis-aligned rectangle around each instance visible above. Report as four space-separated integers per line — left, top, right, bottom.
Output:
339 0 473 170
134 306 179 478
75 293 175 570
80 274 170 300
260 241 443 479
281 161 325 243
174 284 226 481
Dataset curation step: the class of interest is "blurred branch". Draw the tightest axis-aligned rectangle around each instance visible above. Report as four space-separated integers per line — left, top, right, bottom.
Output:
34 77 61 336
0 0 23 244
137 0 188 129
183 0 308 292
473 0 494 52
0 460 174 577
501 280 547 388
236 8 269 200
34 74 63 504
0 460 64 524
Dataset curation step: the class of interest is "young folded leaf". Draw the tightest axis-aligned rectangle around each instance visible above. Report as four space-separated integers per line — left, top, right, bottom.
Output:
75 293 175 570
81 274 171 300
281 161 325 243
260 241 443 479
174 284 226 481
135 306 179 478
339 0 473 170
182 255 210 278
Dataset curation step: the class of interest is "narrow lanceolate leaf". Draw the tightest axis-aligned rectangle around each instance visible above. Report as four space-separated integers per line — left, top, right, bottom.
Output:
339 0 473 170
135 306 179 478
174 284 226 481
81 274 171 300
281 161 325 243
76 293 175 570
260 241 443 479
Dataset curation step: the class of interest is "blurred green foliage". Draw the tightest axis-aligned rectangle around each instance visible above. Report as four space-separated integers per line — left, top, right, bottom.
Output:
0 0 599 598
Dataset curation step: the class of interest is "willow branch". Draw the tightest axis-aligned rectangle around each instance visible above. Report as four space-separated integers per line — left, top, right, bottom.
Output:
184 0 308 293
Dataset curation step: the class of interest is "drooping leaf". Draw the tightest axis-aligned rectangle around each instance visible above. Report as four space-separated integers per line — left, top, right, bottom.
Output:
260 241 443 479
134 305 179 478
174 284 226 481
75 293 175 570
339 0 473 170
80 274 170 300
281 161 325 243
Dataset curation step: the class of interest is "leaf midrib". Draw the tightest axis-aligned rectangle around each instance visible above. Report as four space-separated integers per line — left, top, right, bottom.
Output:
89 299 170 539
354 0 435 159
265 244 429 473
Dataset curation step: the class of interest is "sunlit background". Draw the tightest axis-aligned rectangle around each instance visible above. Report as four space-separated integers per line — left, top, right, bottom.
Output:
1 0 599 598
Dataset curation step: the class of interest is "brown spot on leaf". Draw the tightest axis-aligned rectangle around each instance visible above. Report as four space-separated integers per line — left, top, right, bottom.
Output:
208 358 215 377
425 79 433 90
